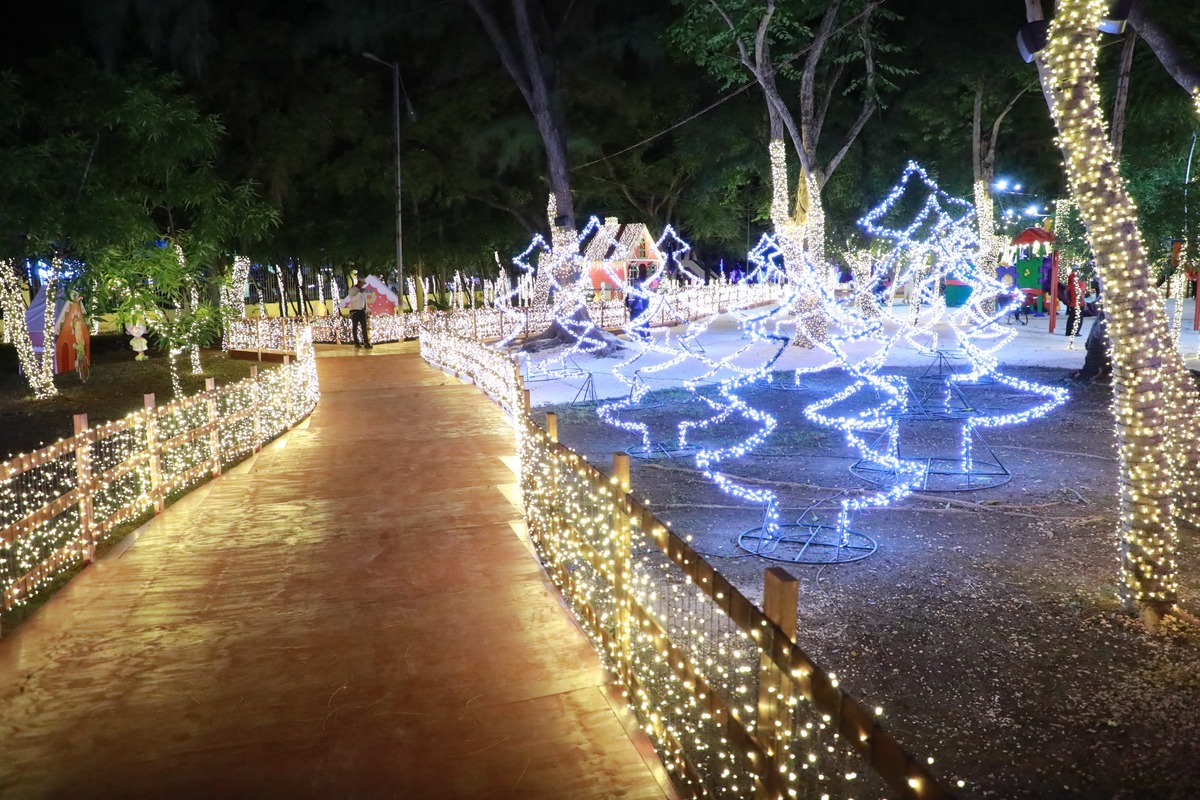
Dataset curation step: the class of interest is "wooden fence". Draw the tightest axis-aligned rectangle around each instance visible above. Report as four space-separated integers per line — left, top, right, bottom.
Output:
0 329 320 631
226 282 783 351
419 327 956 800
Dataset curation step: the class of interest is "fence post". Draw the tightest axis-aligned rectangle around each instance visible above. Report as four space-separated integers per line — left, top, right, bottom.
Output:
72 414 95 563
205 377 222 477
612 452 634 689
250 366 263 452
757 566 800 794
522 388 531 418
143 394 165 513
541 413 561 554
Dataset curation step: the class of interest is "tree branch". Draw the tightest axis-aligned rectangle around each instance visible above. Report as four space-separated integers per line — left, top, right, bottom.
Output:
466 192 540 234
1129 3 1200 95
1111 29 1137 161
706 0 755 71
800 0 844 170
813 59 846 148
819 10 878 185
972 85 984 185
467 0 534 109
990 85 1030 157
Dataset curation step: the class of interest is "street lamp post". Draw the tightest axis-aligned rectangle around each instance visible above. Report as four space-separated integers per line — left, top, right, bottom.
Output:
363 52 415 311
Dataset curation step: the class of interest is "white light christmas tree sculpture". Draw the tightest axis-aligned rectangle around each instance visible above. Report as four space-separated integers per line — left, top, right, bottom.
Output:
680 162 1068 565
494 214 617 380
744 233 787 284
826 162 1068 501
595 226 726 458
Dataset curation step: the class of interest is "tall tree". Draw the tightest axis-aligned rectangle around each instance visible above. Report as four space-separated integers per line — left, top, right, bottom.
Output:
467 0 582 307
1023 0 1200 623
972 82 1032 278
670 0 898 272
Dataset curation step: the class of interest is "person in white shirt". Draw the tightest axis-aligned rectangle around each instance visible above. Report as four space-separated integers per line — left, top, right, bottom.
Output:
345 281 372 348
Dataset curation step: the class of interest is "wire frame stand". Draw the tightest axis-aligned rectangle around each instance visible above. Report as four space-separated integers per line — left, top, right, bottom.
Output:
624 440 699 460
679 334 706 355
849 413 1012 492
570 372 597 406
625 371 666 409
914 349 994 386
733 306 772 339
738 512 877 564
525 354 589 382
755 370 815 391
653 294 708 354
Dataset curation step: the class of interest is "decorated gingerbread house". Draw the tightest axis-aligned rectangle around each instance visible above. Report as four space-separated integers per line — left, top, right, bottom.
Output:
583 217 664 292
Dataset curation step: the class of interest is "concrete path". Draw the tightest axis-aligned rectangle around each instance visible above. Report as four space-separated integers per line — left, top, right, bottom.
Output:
0 343 671 799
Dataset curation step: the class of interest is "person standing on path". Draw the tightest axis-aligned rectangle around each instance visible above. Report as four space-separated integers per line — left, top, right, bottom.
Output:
345 280 372 348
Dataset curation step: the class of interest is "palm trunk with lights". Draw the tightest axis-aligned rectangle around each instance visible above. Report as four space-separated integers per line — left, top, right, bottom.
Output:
1030 0 1200 621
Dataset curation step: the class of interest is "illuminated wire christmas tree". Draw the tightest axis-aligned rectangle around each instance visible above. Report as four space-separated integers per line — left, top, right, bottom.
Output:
833 162 1068 495
495 213 619 380
598 226 749 458
722 162 1068 564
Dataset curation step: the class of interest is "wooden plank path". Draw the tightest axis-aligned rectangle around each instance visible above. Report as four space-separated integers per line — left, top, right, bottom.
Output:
0 343 673 799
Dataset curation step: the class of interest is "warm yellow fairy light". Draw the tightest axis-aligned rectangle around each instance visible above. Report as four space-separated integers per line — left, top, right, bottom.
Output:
973 180 1002 276
768 139 831 346
221 255 253 350
419 326 958 799
1038 0 1199 614
0 260 57 399
1 329 319 614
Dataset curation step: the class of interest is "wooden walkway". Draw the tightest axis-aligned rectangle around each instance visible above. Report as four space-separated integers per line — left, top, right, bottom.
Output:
0 344 672 799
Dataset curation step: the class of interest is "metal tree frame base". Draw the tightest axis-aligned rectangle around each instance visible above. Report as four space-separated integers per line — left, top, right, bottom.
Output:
914 349 994 386
624 440 699 460
755 372 814 391
570 373 597 405
525 355 589 382
738 522 877 564
625 373 666 409
849 416 1013 492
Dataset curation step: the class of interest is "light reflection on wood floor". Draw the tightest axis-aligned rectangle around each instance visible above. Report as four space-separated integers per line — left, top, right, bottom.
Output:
0 347 673 799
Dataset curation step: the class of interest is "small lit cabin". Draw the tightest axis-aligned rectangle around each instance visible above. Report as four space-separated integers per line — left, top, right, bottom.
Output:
583 218 664 294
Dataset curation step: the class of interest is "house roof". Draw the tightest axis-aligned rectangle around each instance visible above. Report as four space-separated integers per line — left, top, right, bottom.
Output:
1011 227 1055 245
583 218 663 263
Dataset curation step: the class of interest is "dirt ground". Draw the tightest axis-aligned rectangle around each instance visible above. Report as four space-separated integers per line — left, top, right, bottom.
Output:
540 365 1200 800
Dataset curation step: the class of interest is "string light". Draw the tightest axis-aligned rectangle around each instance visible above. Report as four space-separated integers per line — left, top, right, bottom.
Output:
1 329 319 613
1038 0 1198 613
417 324 957 799
221 256 253 351
0 259 57 399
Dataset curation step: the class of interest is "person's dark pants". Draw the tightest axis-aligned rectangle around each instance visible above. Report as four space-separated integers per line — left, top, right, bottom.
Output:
1065 305 1080 335
351 309 370 347
1078 314 1110 379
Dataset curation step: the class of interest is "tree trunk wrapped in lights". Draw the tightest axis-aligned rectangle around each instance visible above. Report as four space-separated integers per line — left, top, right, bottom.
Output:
675 1 884 346
0 260 58 399
1031 0 1200 619
971 83 1027 283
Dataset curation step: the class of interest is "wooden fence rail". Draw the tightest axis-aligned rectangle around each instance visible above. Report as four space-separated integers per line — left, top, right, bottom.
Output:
0 329 320 632
419 327 956 800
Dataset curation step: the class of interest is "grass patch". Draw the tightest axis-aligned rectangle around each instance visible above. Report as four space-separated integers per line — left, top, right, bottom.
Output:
0 334 270 460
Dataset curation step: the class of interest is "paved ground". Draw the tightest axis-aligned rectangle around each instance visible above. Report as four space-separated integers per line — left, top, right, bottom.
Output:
0 343 671 799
